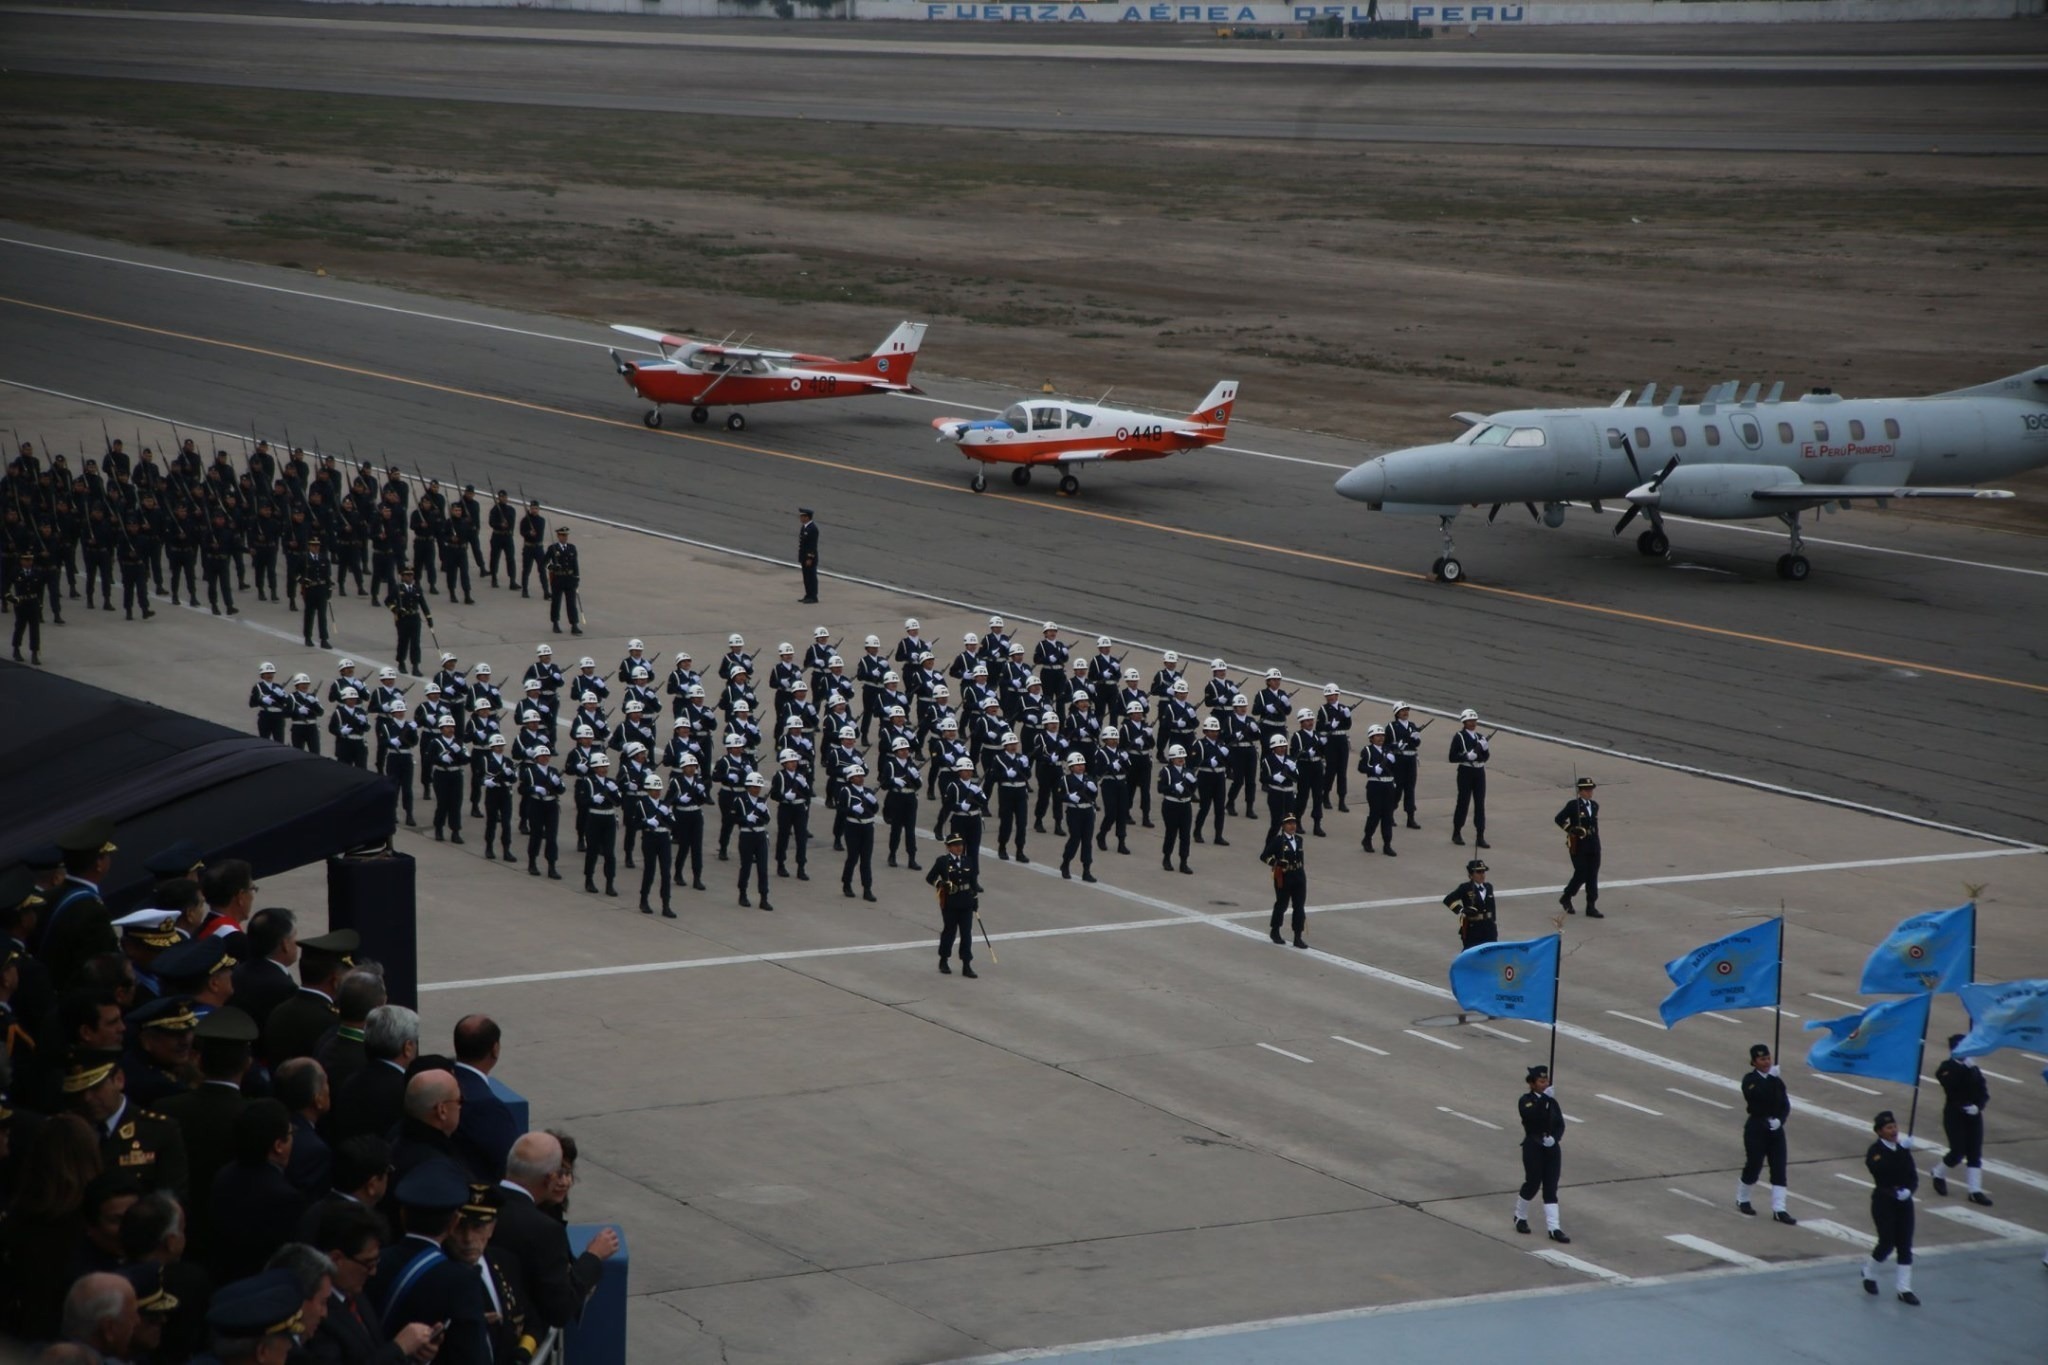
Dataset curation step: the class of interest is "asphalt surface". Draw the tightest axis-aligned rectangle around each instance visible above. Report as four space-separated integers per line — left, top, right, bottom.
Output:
1 224 2044 843
6 4 2048 153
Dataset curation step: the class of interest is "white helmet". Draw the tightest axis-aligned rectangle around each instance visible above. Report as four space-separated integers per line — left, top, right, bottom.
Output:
425 682 442 695
441 651 457 664
1172 680 1189 695
815 626 831 638
627 638 644 651
1264 668 1282 680
1042 621 1058 632
787 717 805 730
954 756 974 771
536 644 553 656
892 737 911 750
645 773 664 791
1460 708 1479 722
624 741 647 757
473 699 494 711
904 618 920 631
1071 692 1091 705
290 672 310 686
379 666 397 681
1002 731 1020 745
778 748 799 764
1295 709 1313 722
1393 700 1412 714
934 683 951 697
778 643 794 655
1097 636 1112 647
723 733 744 747
578 657 595 669
340 687 360 701
1065 752 1086 766
838 725 857 740
886 705 906 718
1166 744 1187 759
1122 668 1139 682
1323 683 1340 695
672 716 689 729
675 649 693 661
439 717 457 729
1009 643 1026 656
1126 701 1144 714
964 632 979 645
733 700 751 714
827 655 844 668
1233 695 1249 707
971 664 989 678
744 772 764 788
1070 659 1087 674
989 615 1005 629
522 710 541 724
1366 724 1387 739
338 658 356 671
1268 734 1288 748
728 633 745 647
1211 658 1227 671
846 764 868 778
939 718 958 732
631 666 650 682
523 679 540 691
393 701 409 714
883 670 900 684
259 662 276 675
793 680 810 693
1202 717 1220 731
688 684 707 699
864 634 881 648
575 725 595 739
1101 726 1120 741
624 701 644 714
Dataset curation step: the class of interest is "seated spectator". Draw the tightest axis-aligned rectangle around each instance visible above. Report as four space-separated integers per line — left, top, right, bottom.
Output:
306 1204 438 1365
296 1135 392 1246
208 1099 303 1283
327 1005 415 1144
0 1112 101 1339
494 1131 618 1332
315 970 387 1094
231 908 300 1029
451 1015 517 1182
275 1057 334 1195
391 1069 464 1184
57 1272 137 1364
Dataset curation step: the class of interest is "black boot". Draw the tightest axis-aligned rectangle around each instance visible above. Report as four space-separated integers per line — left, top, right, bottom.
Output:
961 964 977 979
939 958 951 975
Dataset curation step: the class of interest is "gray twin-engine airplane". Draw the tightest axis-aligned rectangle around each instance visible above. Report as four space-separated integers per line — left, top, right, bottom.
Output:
1334 364 2048 581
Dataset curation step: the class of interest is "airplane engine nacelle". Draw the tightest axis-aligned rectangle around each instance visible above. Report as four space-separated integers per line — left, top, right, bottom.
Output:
1639 464 1799 519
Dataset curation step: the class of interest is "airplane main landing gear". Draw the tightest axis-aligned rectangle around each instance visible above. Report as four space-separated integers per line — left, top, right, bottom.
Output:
1010 465 1032 488
970 470 988 493
1432 515 1463 582
644 408 663 429
690 406 710 426
1775 510 1811 581
724 413 746 432
1636 528 1670 557
1057 473 1080 497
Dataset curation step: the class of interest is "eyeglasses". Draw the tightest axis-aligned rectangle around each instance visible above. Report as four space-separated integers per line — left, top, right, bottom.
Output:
342 1249 380 1271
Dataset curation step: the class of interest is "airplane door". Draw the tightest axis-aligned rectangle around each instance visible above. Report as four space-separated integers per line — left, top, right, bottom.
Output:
1550 416 1601 489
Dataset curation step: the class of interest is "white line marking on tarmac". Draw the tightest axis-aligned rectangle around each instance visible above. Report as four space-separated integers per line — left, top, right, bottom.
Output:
1928 1206 2042 1240
1563 1114 1585 1124
1214 442 1353 471
1808 992 1862 1010
1808 1074 1882 1095
2025 1052 2048 1064
1667 1088 1734 1110
1979 1067 2021 1084
1469 1023 1530 1044
1835 1173 1870 1189
1666 1234 1768 1268
1779 1009 1802 1019
1663 512 2048 579
1330 1035 1389 1056
1403 1029 1463 1050
1435 1106 1501 1131
1605 1010 1664 1029
1257 1043 1315 1064
1920 1075 1940 1086
1702 1011 1743 1024
1786 1191 1834 1210
1799 1218 1873 1248
1667 1188 1716 1207
1531 1249 1633 1284
1597 1093 1665 1117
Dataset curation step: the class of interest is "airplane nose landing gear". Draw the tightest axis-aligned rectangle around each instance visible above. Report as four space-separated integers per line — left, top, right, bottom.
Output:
1432 515 1464 582
1637 528 1670 557
1775 511 1811 580
643 408 663 429
969 470 988 494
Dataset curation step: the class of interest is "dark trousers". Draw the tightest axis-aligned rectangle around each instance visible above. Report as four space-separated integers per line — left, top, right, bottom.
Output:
335 737 368 770
939 901 976 963
1299 763 1326 829
1454 767 1487 834
550 578 581 629
257 711 286 743
1270 870 1306 936
1061 808 1095 872
673 810 703 885
1161 802 1191 865
290 722 321 755
167 551 196 602
801 559 819 601
302 593 331 647
1033 764 1065 831
1130 755 1152 822
717 793 740 858
1264 789 1294 837
368 552 397 604
526 802 560 868
386 754 415 820
738 826 774 897
253 544 280 599
84 551 113 605
950 815 983 881
1519 1142 1561 1203
885 792 920 862
413 537 437 590
1460 919 1498 950
1196 771 1227 841
121 570 152 617
441 550 470 600
468 753 489 810
1227 748 1257 813
1363 782 1396 848
1941 1110 1984 1168
11 614 41 656
860 689 882 744
433 770 464 836
395 617 422 673
840 824 874 891
1741 1118 1788 1187
1564 842 1601 907
488 535 515 583
584 815 618 886
1324 737 1351 808
520 545 544 592
1098 781 1130 850
640 831 672 906
776 805 810 872
1869 1194 1915 1266
996 786 1027 854
1393 752 1418 816
203 561 235 612
484 789 513 851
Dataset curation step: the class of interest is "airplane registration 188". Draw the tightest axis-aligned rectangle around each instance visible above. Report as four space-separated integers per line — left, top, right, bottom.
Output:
1333 364 2048 582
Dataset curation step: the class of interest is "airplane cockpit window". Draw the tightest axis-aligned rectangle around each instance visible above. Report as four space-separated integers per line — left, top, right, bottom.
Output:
1000 404 1030 433
1469 425 1510 446
1031 407 1063 432
1504 427 1547 448
1732 415 1762 449
1065 410 1092 429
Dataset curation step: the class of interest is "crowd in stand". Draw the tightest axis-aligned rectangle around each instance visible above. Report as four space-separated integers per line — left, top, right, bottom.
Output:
0 821 620 1365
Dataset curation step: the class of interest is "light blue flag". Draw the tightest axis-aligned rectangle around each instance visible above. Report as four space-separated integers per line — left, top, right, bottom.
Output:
1804 994 1931 1086
1859 903 1974 995
1449 934 1560 1024
1658 918 1781 1028
1952 980 2048 1059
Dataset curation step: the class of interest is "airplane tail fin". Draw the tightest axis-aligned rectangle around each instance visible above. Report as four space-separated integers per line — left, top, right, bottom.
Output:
1931 363 2048 402
1191 380 1239 428
853 322 928 388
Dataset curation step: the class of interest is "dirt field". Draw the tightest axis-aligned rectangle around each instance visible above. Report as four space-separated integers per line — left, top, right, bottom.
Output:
4 52 2047 520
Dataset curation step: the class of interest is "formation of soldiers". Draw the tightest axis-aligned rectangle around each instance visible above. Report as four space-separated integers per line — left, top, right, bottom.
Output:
0 821 623 1364
1 437 581 660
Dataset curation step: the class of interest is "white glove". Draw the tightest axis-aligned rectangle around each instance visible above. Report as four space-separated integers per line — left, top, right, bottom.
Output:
1767 1118 1781 1131
1898 1135 1914 1150
1768 1065 1781 1078
1541 1135 1556 1148
1895 1188 1912 1202
1963 1105 1980 1116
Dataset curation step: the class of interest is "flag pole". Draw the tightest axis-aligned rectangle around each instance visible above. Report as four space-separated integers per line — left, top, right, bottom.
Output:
1548 934 1562 1083
1904 995 1931 1144
1773 914 1785 1061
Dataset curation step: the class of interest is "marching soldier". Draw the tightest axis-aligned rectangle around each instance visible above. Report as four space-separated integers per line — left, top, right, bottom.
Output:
1225 695 1261 818
770 748 813 881
944 756 988 882
286 673 324 754
1515 1065 1569 1243
487 489 518 587
329 687 371 769
8 550 47 664
1863 1110 1920 1305
250 663 289 742
117 513 154 619
735 772 774 910
1157 743 1196 874
1033 622 1070 717
1316 684 1353 813
1059 752 1098 883
1555 777 1602 918
711 734 753 862
881 736 923 869
1091 726 1133 855
666 753 708 892
1252 668 1291 749
200 511 241 615
1444 859 1497 949
381 699 420 827
1261 810 1308 949
517 498 547 597
440 504 476 604
367 501 404 603
837 764 879 902
633 773 676 916
1357 724 1398 856
1258 733 1298 837
1449 709 1490 849
429 716 467 844
1929 1033 1994 1206
465 701 500 817
409 492 441 595
578 752 622 896
519 746 564 879
856 635 889 743
481 734 517 861
1201 658 1241 722
1738 1043 1798 1224
1157 678 1198 764
298 534 334 650
543 525 582 635
388 565 431 676
1193 716 1230 846
987 730 1032 863
1122 699 1155 829
80 502 116 611
1288 709 1326 835
927 832 980 978
1389 702 1424 829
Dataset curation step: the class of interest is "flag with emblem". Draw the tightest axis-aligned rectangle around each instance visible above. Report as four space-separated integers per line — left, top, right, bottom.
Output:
1449 933 1560 1024
1658 918 1782 1028
1951 979 2048 1059
1804 994 1930 1086
1859 903 1974 995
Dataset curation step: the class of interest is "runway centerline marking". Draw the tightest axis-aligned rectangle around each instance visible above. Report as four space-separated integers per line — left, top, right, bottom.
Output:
1667 1187 1716 1206
1666 1088 1734 1110
1605 1010 1664 1030
1785 1191 1834 1210
6 292 2048 699
1468 1023 1530 1044
1530 1249 1633 1285
1809 1074 1881 1096
1330 1035 1389 1056
1435 1106 1500 1131
1596 1093 1665 1117
1807 992 1862 1010
1256 1043 1315 1064
1403 1029 1463 1051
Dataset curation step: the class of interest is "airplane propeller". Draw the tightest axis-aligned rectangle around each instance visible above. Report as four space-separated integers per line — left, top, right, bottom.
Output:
608 348 633 377
1613 455 1680 536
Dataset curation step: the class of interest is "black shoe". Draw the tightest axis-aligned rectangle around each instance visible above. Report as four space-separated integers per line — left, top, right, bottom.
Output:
1034 821 1046 834
529 863 541 877
1514 1218 1531 1235
1214 837 1228 847
1270 928 1285 944
718 850 728 861
571 626 582 635
465 596 475 605
1081 872 1097 883
1180 862 1193 874
693 880 705 890
1452 831 1465 845
227 606 239 616
797 870 809 881
1382 846 1397 857
1774 1211 1798 1225
1017 853 1029 864
1061 866 1071 879
961 965 977 978
1293 936 1308 949
434 831 444 842
547 866 562 880
1969 1191 1994 1207
605 883 618 897
939 959 951 974
740 893 751 907
1737 1201 1756 1216
863 890 877 902
1117 843 1130 854
1547 1229 1571 1244
1862 1278 1878 1296
1476 837 1491 849
1193 833 1205 844
1561 897 1576 914
450 833 465 845
1406 817 1421 829
761 901 774 912
888 855 898 868
640 901 653 914
584 878 598 893
1163 858 1173 872
843 885 855 898
1313 825 1324 837
908 859 922 871
1362 840 1374 852
1000 850 1012 861
1931 1173 1949 1196
1586 908 1604 919
1898 1292 1920 1307
662 907 676 918
777 866 789 879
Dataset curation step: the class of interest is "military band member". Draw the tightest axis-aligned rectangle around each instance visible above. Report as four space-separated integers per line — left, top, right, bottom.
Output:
987 730 1032 863
329 688 371 769
1059 752 1098 883
1515 1065 1569 1243
1929 1034 1993 1205
487 489 518 588
928 831 979 978
632 773 676 917
1449 709 1490 849
1444 859 1497 948
250 663 289 743
543 525 582 635
1556 777 1603 918
287 674 325 754
381 700 420 827
388 565 432 677
517 498 546 597
298 534 334 650
481 735 517 861
1193 716 1230 846
837 764 879 901
1864 1110 1920 1305
1158 743 1196 874
1261 810 1308 948
1738 1043 1798 1223
666 753 708 891
429 717 467 845
1358 724 1398 856
519 746 564 879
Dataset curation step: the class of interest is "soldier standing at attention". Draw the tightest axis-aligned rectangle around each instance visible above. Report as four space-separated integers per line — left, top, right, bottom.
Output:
666 753 708 892
927 831 979 978
1929 1033 1994 1206
251 663 288 743
9 550 47 664
429 717 467 845
544 526 582 636
517 498 547 597
796 507 820 603
1261 810 1308 949
1443 859 1496 949
486 489 518 588
1157 743 1196 874
1515 1065 1569 1243
388 565 431 677
770 748 813 881
987 730 1033 864
1357 723 1398 856
298 534 334 650
1738 1043 1798 1224
1863 1110 1920 1305
1448 708 1490 849
1555 776 1603 918
481 734 517 861
287 673 325 754
1315 684 1352 814
1389 701 1424 829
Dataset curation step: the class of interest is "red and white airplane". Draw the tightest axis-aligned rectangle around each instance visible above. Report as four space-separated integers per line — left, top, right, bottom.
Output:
932 381 1239 495
609 321 928 431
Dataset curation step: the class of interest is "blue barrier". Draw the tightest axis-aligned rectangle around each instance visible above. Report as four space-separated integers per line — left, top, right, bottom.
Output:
564 1225 629 1365
488 1073 531 1137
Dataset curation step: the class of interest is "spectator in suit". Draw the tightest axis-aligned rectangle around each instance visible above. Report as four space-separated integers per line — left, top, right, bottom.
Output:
157 1005 258 1260
304 1203 438 1365
276 1057 334 1195
492 1131 618 1332
391 1068 465 1184
451 1015 518 1181
207 1099 304 1283
296 1135 392 1246
315 970 388 1094
230 908 300 1028
264 1241 339 1351
327 1005 415 1144
57 1271 138 1364
262 931 359 1067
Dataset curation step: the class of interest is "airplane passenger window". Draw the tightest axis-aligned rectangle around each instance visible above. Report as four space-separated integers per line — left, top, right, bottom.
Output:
1066 410 1092 429
1634 427 1653 448
1606 429 1625 449
1813 422 1830 441
1669 427 1687 448
1032 408 1062 431
1505 428 1546 448
1471 426 1510 446
1777 422 1794 443
1849 420 1866 440
1884 418 1901 438
1703 425 1722 447
1732 416 1761 448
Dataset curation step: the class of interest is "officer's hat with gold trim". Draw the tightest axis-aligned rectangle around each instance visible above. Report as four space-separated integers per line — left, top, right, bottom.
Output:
121 1261 182 1316
54 817 118 859
62 1047 123 1094
206 1269 307 1339
459 1182 502 1225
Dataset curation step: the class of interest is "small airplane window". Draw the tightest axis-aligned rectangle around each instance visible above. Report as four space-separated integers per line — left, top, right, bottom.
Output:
1703 425 1722 448
1669 427 1688 448
1848 420 1865 440
1884 418 1901 439
1732 416 1761 448
1777 422 1795 443
1634 427 1653 448
1505 427 1547 448
1471 426 1509 446
1001 405 1029 433
1813 421 1830 442
1066 410 1092 429
1032 407 1062 431
1606 428 1625 449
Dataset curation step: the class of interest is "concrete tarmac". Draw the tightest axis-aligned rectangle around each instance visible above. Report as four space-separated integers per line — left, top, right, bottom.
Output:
8 382 2046 1363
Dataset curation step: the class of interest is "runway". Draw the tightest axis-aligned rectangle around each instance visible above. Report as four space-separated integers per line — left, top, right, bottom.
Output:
2 224 2044 842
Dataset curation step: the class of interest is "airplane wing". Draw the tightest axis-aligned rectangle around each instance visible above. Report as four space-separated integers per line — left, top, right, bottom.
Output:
611 324 694 350
696 343 802 363
1750 486 2015 503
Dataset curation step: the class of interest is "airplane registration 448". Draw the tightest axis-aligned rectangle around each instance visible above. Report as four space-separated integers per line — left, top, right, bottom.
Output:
1334 364 2048 582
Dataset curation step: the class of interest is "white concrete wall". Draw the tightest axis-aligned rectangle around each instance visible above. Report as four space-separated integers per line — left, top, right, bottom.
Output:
309 0 2048 22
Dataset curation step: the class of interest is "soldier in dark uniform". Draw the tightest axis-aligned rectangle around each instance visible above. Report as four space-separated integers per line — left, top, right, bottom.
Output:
1192 716 1230 846
1261 810 1308 949
666 753 708 892
879 735 921 869
927 831 979 978
382 699 421 827
1929 1033 1993 1205
199 511 240 616
329 687 371 769
543 526 582 635
389 564 431 676
1288 709 1326 835
440 504 476 604
517 498 546 597
286 673 325 754
481 734 517 861
409 494 441 596
7 550 46 664
1444 859 1497 949
118 513 155 619
65 1046 190 1200
250 498 283 602
797 506 820 602
1058 752 1098 883
443 1182 537 1365
1358 723 1398 855
298 534 334 649
1157 742 1196 874
368 501 405 604
1258 733 1298 838
1389 701 1424 828
770 748 813 881
429 717 467 844
836 764 878 902
519 745 565 880
1313 684 1353 813
943 756 988 881
80 501 117 610
1032 622 1070 719
1863 1109 1920 1305
1225 696 1261 818
1738 1043 1798 1223
1091 726 1133 855
487 489 518 587
1449 709 1490 848
987 729 1032 864
578 751 622 896
122 997 199 1107
733 772 773 909
1515 1064 1568 1243
632 773 676 916
1555 776 1603 917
